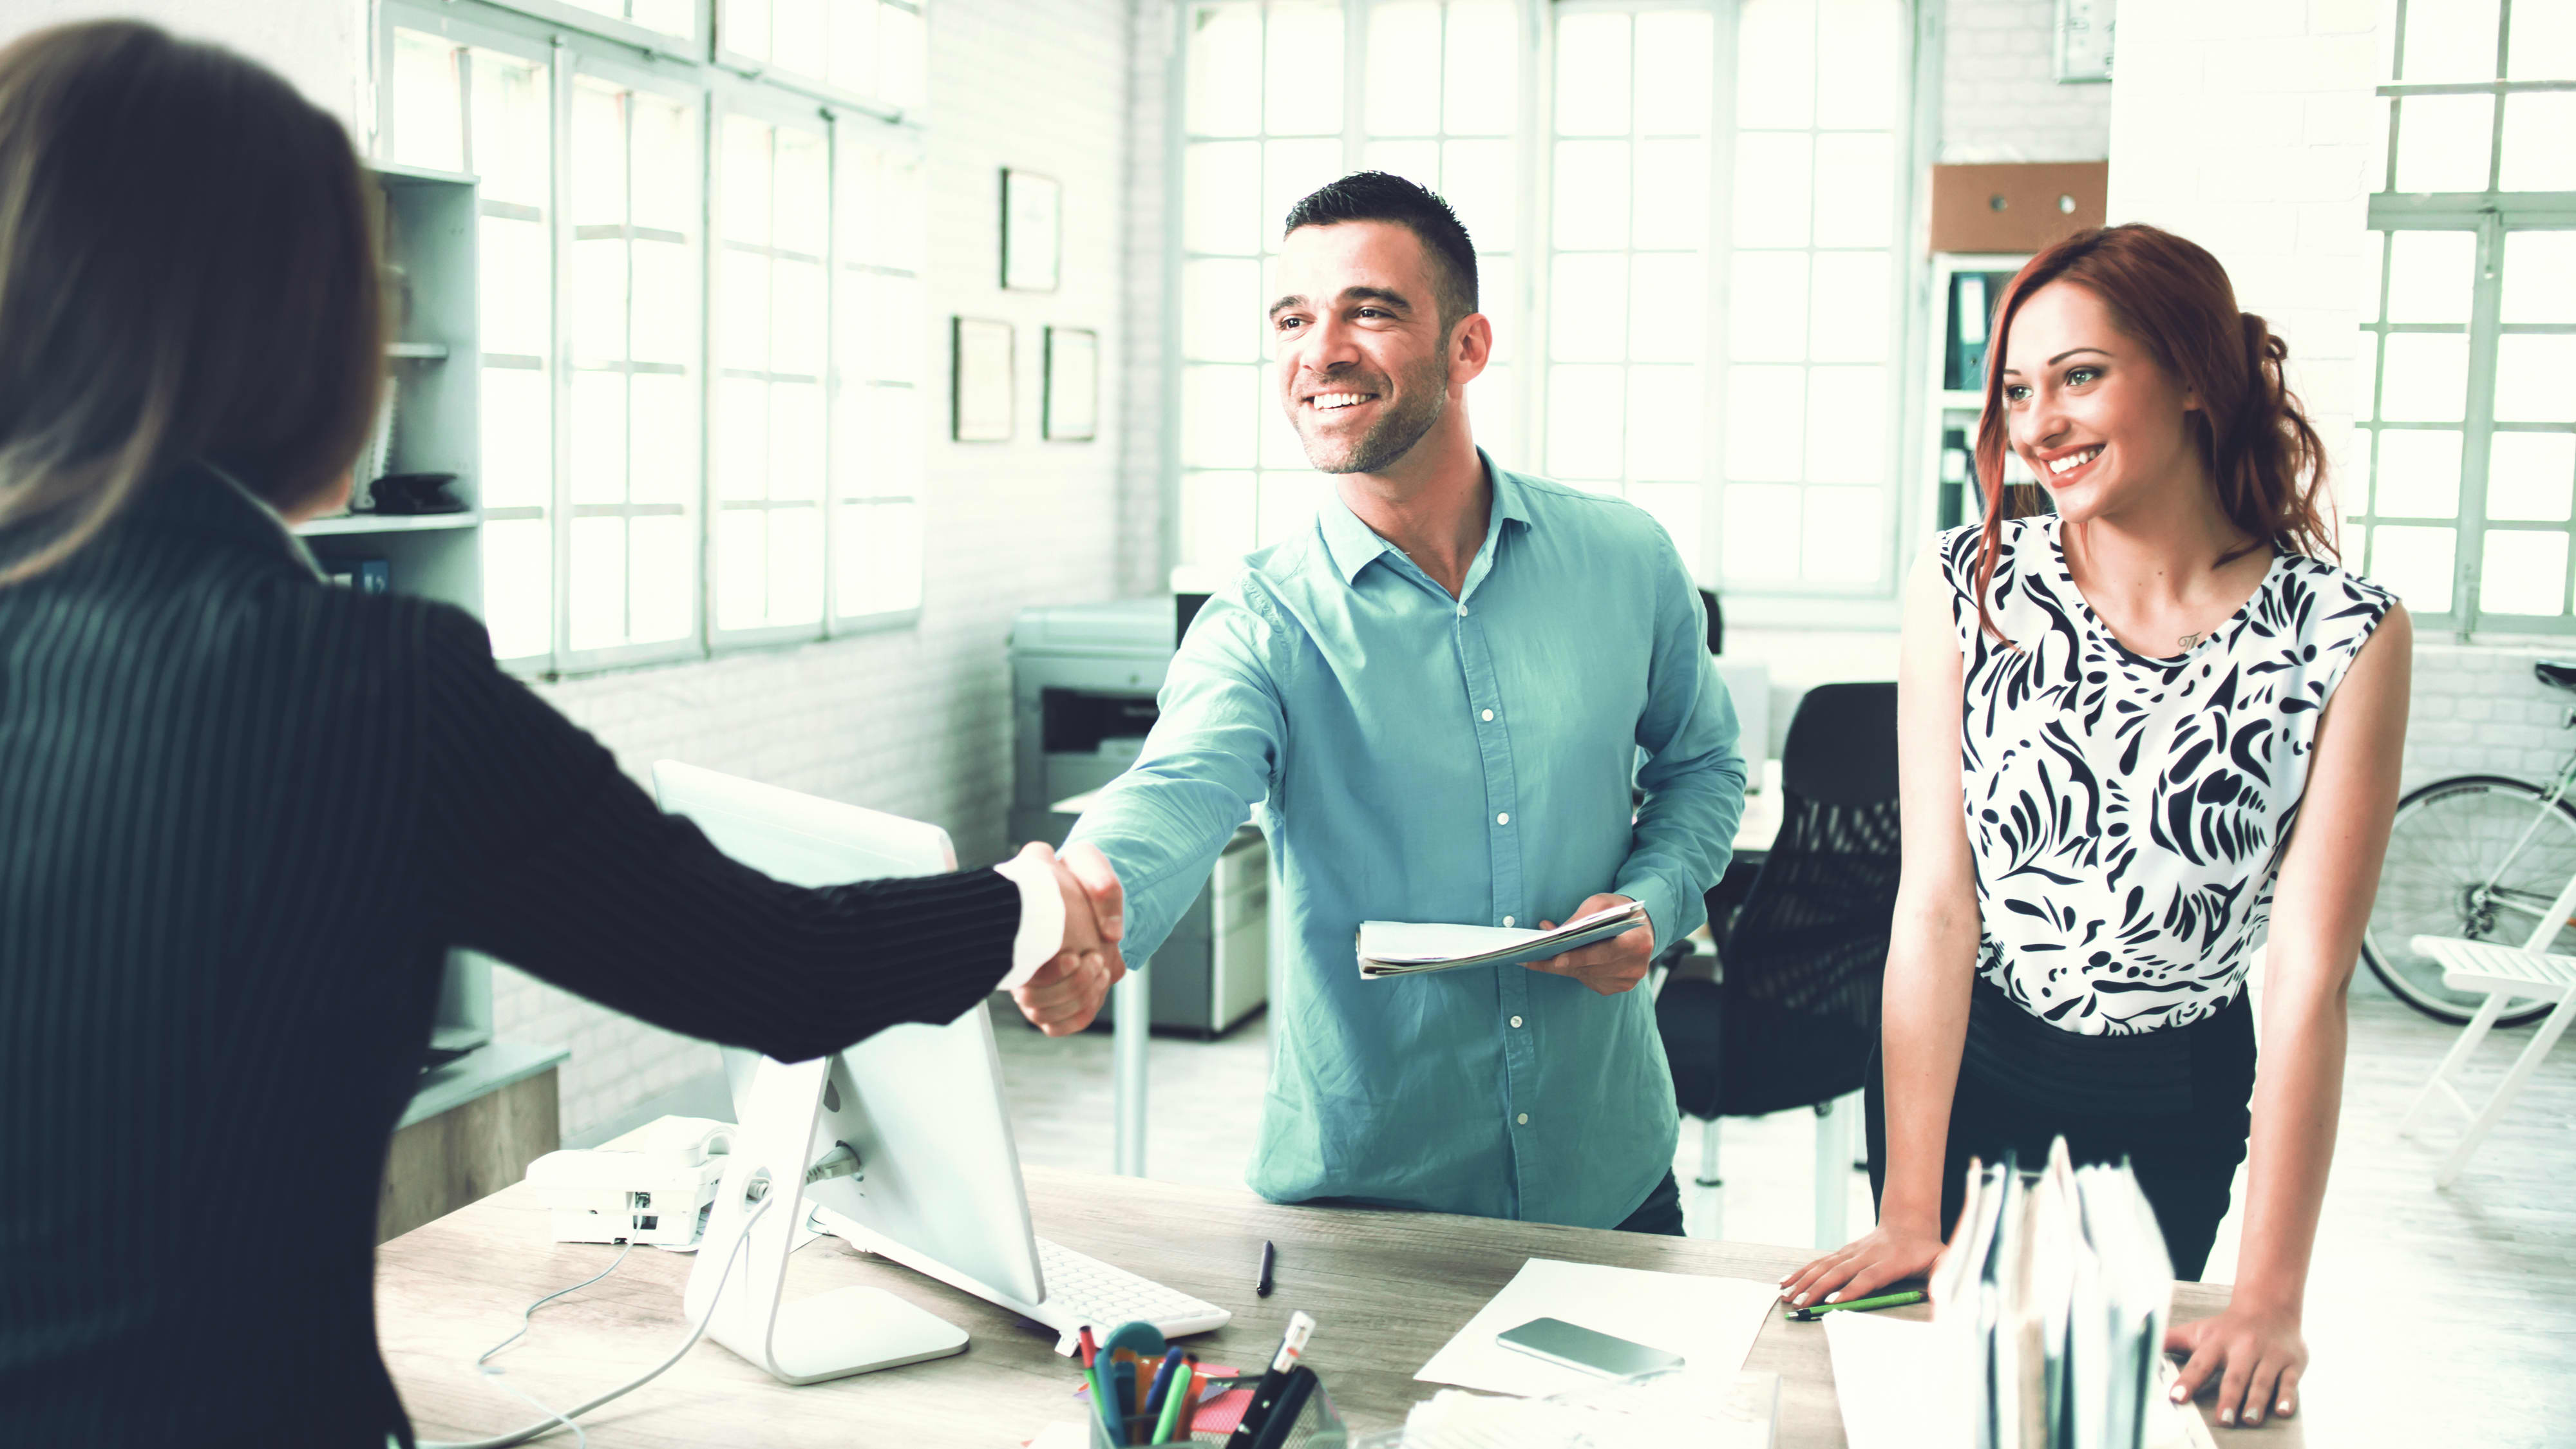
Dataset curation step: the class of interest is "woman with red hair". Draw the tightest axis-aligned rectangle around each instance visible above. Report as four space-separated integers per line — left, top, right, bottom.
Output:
1781 223 2411 1430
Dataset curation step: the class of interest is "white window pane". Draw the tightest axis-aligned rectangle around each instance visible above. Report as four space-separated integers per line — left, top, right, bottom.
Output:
864 274 926 382
1442 139 1517 252
2360 232 2385 324
570 516 627 652
1469 362 1515 460
1733 133 1814 249
1632 139 1709 251
716 377 769 500
1263 3 1343 136
829 1 879 97
481 517 553 660
1187 5 1264 137
571 82 627 229
630 371 698 508
2481 530 2568 616
877 5 926 110
2393 95 2495 193
571 238 628 365
1258 470 1327 547
848 385 924 500
860 149 927 271
767 506 824 625
2503 231 2576 323
1723 482 1801 583
724 0 773 62
716 511 766 628
1809 252 1893 363
1813 133 1895 248
630 513 694 642
1555 13 1631 137
773 260 827 377
1183 471 1258 565
1185 258 1264 362
772 0 827 79
1726 365 1806 478
838 498 923 616
1629 482 1703 575
1260 379 1308 470
1367 2 1441 135
2371 428 2460 517
1264 140 1345 247
571 371 627 506
480 217 550 358
2501 93 2576 191
776 131 829 258
1633 12 1714 135
2369 524 2455 612
1735 0 1815 130
631 0 696 39
2369 94 2393 191
1546 365 1625 479
721 250 770 368
468 50 551 211
1444 1 1517 136
392 32 462 174
2487 432 2576 522
1553 140 1631 251
2495 335 2576 422
2510 0 2576 79
480 368 551 510
632 241 695 368
723 118 772 245
634 97 696 236
2384 229 2476 323
1184 142 1264 255
1548 253 1628 363
1804 366 1887 482
2377 332 2469 421
1364 138 1441 191
770 383 826 502
1184 365 1260 468
2400 0 2498 82
1479 253 1518 362
1803 486 1884 583
1728 252 1808 363
1817 0 1902 129
1626 366 1702 480
1627 252 1705 366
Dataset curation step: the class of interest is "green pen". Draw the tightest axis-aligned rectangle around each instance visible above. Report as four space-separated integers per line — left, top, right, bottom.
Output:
1787 1289 1926 1321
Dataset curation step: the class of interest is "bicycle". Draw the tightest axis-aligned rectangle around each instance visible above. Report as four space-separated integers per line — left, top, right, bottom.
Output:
2361 660 2576 1027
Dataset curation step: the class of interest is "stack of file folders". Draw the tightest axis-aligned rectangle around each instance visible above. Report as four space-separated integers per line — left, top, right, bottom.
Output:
1928 1137 2178 1449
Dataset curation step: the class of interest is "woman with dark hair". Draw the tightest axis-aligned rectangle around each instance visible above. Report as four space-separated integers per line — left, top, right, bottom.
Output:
1780 223 2411 1429
0 22 1120 1447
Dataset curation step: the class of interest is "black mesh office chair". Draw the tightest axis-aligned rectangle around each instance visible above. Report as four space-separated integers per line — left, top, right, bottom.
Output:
1656 681 1900 1222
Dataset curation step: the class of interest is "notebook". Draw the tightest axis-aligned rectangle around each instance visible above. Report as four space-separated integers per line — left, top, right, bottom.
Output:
1356 900 1651 980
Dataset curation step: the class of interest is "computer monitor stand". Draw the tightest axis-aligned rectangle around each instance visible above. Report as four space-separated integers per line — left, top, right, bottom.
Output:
682 1053 968 1385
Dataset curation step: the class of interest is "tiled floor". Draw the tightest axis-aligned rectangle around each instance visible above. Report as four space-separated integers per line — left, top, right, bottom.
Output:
990 988 2576 1448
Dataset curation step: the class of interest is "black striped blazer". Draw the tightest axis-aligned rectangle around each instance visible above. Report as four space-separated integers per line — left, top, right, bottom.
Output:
0 466 1023 1447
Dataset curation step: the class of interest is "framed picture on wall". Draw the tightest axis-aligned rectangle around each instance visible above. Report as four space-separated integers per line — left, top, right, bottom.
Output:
1001 168 1061 292
952 316 1014 442
1043 327 1099 442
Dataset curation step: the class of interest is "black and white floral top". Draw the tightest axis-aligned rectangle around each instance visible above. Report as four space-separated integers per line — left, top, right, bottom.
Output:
1938 517 2395 1035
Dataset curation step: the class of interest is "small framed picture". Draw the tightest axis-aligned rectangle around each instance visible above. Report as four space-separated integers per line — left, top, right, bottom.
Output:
952 317 1014 442
1001 168 1061 292
1043 327 1099 442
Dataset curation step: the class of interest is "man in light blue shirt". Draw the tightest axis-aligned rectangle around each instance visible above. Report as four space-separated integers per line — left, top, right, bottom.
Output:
1067 173 1745 1230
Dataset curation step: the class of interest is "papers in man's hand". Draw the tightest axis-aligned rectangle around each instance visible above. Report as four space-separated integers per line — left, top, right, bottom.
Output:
1358 900 1650 980
1414 1258 1774 1399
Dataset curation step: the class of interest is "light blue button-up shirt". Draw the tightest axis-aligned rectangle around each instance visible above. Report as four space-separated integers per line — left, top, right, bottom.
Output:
1068 457 1745 1227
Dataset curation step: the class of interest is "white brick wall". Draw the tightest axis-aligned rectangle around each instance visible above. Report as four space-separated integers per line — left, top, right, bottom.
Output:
1940 0 2114 163
498 0 1139 1140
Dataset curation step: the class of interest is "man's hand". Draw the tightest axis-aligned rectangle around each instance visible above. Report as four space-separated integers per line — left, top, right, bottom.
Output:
1009 842 1127 1036
1522 893 1654 996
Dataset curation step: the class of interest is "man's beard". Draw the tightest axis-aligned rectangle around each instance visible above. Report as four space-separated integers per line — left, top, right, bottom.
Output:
1293 350 1450 475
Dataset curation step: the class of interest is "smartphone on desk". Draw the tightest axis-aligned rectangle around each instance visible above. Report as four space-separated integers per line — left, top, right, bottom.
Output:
1495 1317 1685 1379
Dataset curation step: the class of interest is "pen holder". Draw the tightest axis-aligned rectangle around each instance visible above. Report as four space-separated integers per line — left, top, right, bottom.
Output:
1086 1376 1347 1448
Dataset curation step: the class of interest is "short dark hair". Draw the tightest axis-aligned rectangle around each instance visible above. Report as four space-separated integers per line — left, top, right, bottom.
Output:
1283 171 1479 330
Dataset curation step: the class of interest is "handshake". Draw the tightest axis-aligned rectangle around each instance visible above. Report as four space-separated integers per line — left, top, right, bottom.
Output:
1007 841 1127 1037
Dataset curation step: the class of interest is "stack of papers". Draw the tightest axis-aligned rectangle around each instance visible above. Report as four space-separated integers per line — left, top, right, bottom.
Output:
1357 901 1650 980
1398 1372 1778 1449
1413 1258 1776 1399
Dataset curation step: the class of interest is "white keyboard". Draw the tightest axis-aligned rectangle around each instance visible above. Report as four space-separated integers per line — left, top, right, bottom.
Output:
1025 1236 1232 1352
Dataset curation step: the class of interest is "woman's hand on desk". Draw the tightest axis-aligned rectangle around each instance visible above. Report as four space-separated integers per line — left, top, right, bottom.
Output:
2166 1300 2304 1428
1776 1220 1946 1309
1010 842 1127 1036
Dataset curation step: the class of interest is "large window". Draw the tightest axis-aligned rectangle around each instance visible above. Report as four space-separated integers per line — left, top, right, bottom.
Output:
2362 0 2576 636
1168 0 1912 596
383 1 928 674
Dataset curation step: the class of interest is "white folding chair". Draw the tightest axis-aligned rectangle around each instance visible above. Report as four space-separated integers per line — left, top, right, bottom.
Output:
2397 867 2576 1188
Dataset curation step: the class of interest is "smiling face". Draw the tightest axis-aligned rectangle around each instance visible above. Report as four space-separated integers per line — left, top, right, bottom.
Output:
1270 220 1483 475
1998 280 2203 525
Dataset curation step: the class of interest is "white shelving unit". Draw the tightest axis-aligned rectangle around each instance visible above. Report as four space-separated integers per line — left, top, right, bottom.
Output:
1920 252 2044 537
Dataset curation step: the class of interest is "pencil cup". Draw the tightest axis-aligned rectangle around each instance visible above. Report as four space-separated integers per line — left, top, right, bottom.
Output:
1086 1378 1347 1448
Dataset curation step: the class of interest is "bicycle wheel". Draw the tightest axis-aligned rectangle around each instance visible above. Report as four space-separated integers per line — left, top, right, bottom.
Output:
2362 774 2571 1027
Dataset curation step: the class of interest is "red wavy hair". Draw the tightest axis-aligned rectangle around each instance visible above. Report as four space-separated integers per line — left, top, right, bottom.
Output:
1970 223 2338 643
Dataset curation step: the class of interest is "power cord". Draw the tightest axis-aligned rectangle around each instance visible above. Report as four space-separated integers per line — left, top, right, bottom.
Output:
419 1194 773 1449
468 1239 636 1449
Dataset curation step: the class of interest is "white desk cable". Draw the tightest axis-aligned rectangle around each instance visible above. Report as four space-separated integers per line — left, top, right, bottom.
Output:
464 1238 636 1449
419 1194 773 1449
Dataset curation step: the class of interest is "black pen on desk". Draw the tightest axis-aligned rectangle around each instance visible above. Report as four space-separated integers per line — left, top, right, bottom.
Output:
1256 1240 1276 1298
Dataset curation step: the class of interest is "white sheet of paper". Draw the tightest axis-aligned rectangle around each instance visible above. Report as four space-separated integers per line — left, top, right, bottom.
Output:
1414 1258 1777 1399
1823 1312 1956 1449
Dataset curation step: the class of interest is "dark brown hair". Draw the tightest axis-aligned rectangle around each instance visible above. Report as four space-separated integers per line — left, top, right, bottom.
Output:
1971 223 2335 641
0 21 383 584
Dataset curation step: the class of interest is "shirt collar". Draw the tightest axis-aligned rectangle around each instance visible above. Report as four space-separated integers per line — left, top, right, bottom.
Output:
124 462 328 580
1316 449 1531 585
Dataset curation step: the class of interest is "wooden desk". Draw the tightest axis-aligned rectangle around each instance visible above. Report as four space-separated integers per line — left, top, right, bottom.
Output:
379 1166 2290 1448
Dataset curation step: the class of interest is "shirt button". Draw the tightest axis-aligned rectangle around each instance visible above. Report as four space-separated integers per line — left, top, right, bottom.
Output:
1517 1113 1530 1125
1502 915 1515 927
1457 605 1468 617
1510 1016 1524 1028
1496 812 1510 825
1481 708 1495 721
